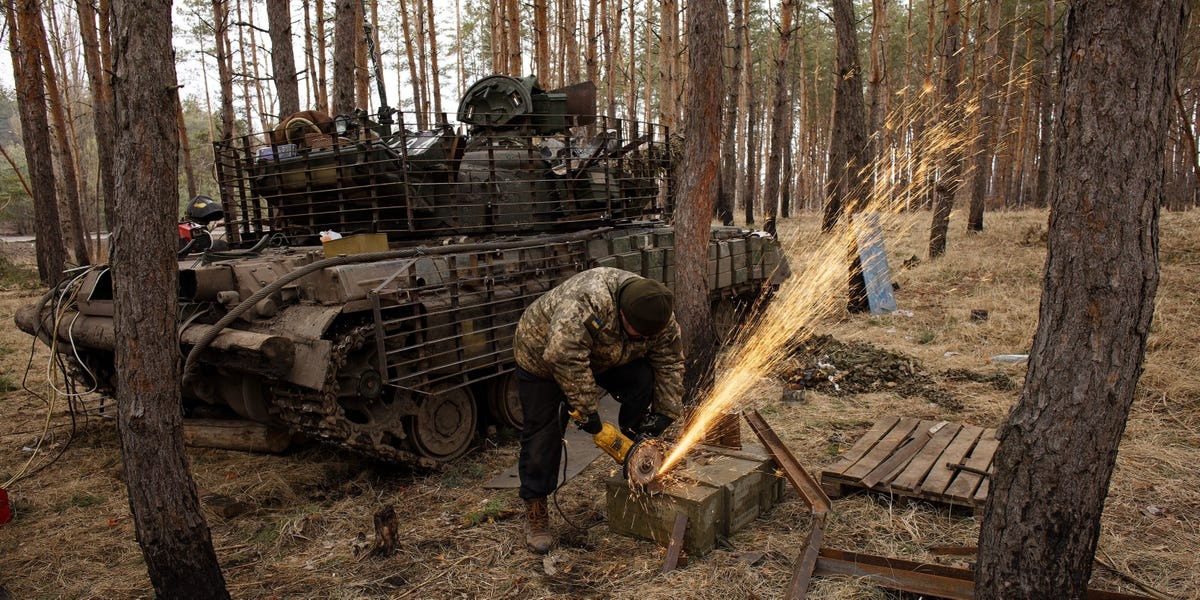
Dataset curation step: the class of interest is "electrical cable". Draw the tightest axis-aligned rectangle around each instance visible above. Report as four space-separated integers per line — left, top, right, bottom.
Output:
551 402 597 532
5 268 96 488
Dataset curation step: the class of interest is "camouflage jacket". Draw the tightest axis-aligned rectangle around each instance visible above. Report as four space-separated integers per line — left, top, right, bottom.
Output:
513 267 684 420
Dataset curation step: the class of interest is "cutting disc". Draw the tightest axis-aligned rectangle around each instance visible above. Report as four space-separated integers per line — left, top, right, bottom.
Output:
624 438 666 494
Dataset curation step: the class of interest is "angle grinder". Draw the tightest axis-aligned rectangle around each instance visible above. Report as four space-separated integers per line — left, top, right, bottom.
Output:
569 410 667 494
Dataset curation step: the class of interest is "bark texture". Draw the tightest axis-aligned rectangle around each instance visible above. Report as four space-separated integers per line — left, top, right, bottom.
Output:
267 0 300 116
761 0 794 224
213 0 236 140
33 4 90 264
5 0 65 284
332 0 357 113
976 2 1185 597
716 0 742 226
1033 0 1057 208
673 0 725 394
928 0 964 258
111 0 229 595
968 0 1002 232
77 0 115 232
822 0 870 233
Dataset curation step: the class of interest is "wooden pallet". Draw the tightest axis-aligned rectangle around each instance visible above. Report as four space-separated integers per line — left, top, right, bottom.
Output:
820 417 999 509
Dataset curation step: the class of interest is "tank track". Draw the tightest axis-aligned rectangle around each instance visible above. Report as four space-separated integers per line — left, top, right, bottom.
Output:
266 325 440 468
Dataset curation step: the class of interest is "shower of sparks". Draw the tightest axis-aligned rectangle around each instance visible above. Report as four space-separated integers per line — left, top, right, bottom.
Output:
658 69 1017 475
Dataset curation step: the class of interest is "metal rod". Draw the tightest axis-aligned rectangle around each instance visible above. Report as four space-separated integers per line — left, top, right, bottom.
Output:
743 409 832 515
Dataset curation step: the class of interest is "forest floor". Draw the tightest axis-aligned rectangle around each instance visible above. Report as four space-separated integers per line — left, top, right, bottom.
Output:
0 209 1197 599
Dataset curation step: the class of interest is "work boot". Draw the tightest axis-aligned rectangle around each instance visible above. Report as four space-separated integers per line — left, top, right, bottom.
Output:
523 497 554 554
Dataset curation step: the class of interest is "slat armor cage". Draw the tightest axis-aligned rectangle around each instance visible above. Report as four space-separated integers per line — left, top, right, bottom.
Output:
214 111 674 247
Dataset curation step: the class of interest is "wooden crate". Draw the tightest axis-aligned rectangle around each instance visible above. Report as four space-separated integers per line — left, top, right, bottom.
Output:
606 445 784 556
820 417 999 509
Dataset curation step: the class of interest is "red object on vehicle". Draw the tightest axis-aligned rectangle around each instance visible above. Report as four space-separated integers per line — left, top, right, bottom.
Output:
178 222 195 243
0 487 11 525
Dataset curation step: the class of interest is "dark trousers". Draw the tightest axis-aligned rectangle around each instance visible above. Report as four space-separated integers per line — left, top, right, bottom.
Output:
517 360 654 499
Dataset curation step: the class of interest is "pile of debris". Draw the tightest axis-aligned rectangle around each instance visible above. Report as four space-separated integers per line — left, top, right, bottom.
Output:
782 335 957 408
780 336 1015 410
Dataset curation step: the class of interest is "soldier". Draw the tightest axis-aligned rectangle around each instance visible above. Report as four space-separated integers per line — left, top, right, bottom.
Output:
512 267 684 553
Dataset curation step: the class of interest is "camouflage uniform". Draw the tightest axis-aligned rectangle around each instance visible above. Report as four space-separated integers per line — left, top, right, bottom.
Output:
513 267 684 420
513 267 684 500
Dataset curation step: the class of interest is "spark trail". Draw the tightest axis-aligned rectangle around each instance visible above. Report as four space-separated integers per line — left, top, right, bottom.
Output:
658 75 999 474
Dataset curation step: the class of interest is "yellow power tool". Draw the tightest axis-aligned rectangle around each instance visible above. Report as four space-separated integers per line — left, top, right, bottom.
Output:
570 410 666 493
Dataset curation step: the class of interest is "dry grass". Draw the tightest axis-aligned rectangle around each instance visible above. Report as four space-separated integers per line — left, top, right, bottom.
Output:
0 208 1197 599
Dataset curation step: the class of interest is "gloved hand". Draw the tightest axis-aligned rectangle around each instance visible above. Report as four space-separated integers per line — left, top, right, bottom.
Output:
637 413 674 438
576 411 603 434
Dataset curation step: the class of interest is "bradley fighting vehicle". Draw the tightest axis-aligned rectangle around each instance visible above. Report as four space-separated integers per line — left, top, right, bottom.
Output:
15 75 788 466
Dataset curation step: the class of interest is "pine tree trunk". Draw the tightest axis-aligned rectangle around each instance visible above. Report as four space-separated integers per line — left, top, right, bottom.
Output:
267 0 300 116
315 0 329 112
929 0 964 259
642 10 652 125
586 0 597 86
565 0 579 84
780 59 796 219
400 0 423 126
920 0 936 209
213 0 237 141
505 0 521 75
674 0 724 393
717 0 742 224
354 0 369 112
42 0 92 246
110 0 230 594
658 0 678 129
235 0 254 130
413 0 430 121
534 0 549 80
762 0 795 223
598 0 613 118
625 0 636 126
303 0 316 107
332 0 357 114
455 0 464 96
247 0 270 129
77 0 116 232
977 2 1185 596
1032 0 1056 208
426 0 442 117
32 1 90 264
178 93 197 200
608 2 621 119
868 0 889 168
822 0 870 233
743 91 757 224
4 0 64 284
735 0 751 221
968 0 1001 231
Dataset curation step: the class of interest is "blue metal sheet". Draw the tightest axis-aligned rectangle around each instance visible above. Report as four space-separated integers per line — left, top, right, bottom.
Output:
852 212 897 315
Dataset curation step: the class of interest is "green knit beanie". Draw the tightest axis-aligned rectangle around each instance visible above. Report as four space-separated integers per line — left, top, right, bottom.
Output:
618 277 674 336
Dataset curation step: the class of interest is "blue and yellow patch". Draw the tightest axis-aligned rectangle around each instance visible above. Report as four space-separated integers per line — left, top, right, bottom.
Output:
585 316 603 334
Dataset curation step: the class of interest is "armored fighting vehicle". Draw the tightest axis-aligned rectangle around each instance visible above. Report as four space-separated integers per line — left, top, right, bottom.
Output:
15 76 788 466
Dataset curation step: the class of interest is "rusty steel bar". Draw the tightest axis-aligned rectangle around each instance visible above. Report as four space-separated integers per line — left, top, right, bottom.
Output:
743 409 831 514
661 513 689 574
788 512 826 600
813 547 975 599
813 548 1158 600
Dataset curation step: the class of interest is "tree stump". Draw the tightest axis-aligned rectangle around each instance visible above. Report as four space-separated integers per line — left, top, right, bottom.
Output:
370 505 399 556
